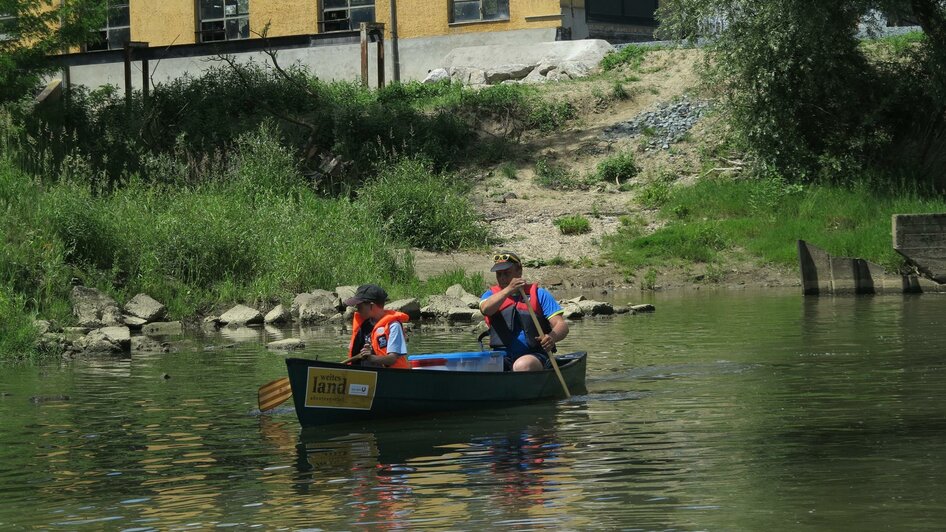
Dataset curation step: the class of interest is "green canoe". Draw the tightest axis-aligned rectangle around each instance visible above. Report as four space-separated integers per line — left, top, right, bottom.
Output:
285 352 588 427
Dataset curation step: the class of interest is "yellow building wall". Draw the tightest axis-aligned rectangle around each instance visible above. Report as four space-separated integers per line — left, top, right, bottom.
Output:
131 0 196 46
252 0 317 38
69 0 563 52
315 0 562 40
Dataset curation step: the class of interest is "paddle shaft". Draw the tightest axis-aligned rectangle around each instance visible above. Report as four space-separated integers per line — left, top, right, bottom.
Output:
519 287 571 398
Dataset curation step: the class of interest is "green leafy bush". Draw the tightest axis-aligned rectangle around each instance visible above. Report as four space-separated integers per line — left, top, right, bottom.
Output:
554 215 592 235
596 152 639 184
357 158 488 251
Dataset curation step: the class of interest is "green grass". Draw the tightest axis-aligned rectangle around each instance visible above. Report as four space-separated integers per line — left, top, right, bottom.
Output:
600 45 665 72
866 30 927 55
607 176 946 271
499 162 518 179
0 284 39 362
555 215 592 235
534 159 578 190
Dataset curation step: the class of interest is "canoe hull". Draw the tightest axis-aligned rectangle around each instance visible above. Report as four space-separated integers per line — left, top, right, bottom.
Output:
285 352 587 427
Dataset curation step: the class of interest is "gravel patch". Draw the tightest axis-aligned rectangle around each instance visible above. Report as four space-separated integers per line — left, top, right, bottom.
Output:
603 97 711 151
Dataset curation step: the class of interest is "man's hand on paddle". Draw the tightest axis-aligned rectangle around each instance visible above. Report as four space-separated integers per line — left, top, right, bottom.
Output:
537 332 556 352
501 277 527 295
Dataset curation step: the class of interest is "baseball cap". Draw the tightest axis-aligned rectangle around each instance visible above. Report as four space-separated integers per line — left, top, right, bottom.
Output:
343 284 388 306
490 251 522 272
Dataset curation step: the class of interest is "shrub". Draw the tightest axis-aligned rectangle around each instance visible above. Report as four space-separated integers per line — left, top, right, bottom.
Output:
528 100 577 132
612 81 631 100
596 152 639 184
499 162 518 179
357 158 488 251
534 159 577 189
554 215 592 235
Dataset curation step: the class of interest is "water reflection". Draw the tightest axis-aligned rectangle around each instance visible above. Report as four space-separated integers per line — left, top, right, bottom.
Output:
268 405 591 528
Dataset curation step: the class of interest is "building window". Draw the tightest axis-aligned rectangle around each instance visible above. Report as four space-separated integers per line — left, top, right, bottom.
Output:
450 0 510 23
198 0 250 43
86 2 130 51
322 0 375 32
0 13 15 42
587 0 660 26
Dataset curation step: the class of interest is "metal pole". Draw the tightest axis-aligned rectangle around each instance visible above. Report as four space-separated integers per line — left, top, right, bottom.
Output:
389 0 400 83
376 28 385 88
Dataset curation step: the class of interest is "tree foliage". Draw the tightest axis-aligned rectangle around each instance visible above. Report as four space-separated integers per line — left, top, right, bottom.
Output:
658 0 946 186
0 0 106 102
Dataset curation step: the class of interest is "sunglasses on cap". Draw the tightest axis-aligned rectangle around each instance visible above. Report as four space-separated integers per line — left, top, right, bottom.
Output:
493 253 521 264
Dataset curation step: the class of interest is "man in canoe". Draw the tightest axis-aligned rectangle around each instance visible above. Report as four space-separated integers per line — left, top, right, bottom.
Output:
344 284 410 369
479 251 569 371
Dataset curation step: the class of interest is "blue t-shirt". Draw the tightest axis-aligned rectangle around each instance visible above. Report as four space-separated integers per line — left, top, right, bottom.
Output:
480 287 563 357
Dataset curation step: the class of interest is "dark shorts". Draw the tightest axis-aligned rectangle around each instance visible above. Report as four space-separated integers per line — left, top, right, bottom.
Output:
503 352 552 371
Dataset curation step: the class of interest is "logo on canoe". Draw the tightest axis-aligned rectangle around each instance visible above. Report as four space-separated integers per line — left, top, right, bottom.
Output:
304 367 377 410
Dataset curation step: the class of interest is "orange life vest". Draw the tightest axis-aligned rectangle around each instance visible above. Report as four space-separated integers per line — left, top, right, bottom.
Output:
349 310 411 369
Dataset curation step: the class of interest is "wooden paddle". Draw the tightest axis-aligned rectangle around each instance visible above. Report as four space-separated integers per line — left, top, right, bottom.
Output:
519 287 571 398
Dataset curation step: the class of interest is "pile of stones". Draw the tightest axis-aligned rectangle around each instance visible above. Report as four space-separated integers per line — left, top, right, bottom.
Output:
603 98 711 150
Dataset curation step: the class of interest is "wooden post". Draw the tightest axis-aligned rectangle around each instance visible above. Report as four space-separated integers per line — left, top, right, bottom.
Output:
141 58 150 102
123 43 133 103
360 23 369 87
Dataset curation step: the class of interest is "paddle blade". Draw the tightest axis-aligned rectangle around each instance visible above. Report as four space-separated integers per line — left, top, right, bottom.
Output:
258 377 292 412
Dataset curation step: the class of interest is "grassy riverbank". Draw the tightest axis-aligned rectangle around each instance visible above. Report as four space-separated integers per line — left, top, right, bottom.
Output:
607 176 946 281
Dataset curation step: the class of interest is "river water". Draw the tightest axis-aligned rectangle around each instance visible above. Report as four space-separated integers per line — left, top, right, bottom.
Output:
2 290 946 530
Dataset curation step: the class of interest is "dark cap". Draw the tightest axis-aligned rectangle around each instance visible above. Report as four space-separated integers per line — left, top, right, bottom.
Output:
344 284 388 306
490 251 522 272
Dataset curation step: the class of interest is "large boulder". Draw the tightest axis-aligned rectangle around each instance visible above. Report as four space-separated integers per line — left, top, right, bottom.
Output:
422 295 482 321
73 326 130 355
561 302 585 320
442 40 614 85
565 296 614 316
630 304 656 313
267 338 305 351
387 298 421 320
123 293 167 323
292 290 341 323
444 284 481 309
142 321 183 336
423 68 449 84
264 304 291 325
484 63 533 84
219 305 263 326
122 315 148 330
70 286 123 328
334 286 358 304
131 336 171 354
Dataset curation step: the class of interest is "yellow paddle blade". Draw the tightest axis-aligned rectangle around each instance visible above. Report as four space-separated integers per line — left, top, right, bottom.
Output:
258 377 292 412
